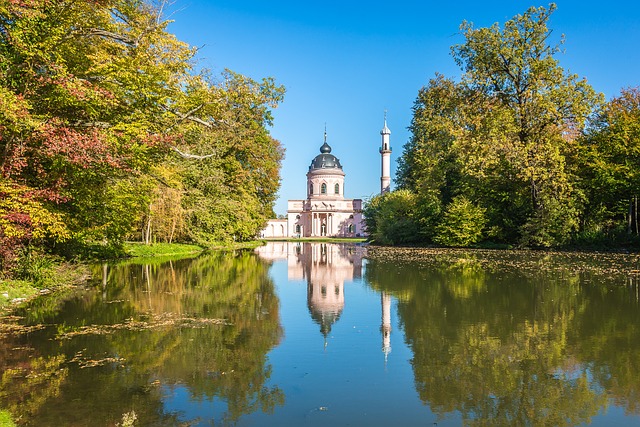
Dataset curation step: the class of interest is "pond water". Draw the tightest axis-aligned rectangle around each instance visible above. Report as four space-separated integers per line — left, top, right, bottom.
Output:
2 242 640 426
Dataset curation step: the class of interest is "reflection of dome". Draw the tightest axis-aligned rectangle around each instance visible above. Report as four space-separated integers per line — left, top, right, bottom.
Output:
307 283 344 337
308 307 343 337
309 142 343 171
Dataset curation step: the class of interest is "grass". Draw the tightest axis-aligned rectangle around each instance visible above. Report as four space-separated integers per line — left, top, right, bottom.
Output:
207 240 267 250
124 242 204 258
0 260 90 312
123 240 268 258
263 237 368 243
0 410 16 427
0 279 39 308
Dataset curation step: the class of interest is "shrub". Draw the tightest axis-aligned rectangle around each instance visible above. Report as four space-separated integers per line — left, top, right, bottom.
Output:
434 196 487 247
364 190 423 245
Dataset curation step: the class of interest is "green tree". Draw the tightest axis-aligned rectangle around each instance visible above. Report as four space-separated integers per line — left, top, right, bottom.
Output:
578 87 640 239
173 71 285 244
451 4 601 245
363 190 425 245
434 195 487 247
397 74 463 200
400 4 601 247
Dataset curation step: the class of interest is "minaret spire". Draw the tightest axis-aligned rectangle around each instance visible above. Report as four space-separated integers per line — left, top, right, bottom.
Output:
380 113 392 193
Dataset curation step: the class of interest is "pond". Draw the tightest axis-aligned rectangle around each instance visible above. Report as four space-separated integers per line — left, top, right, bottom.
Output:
1 242 640 426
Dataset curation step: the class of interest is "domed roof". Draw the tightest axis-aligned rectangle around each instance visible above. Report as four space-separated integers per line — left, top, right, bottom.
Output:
309 142 342 171
380 119 391 135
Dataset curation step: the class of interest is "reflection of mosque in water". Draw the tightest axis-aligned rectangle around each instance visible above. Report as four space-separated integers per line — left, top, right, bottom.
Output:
255 242 391 358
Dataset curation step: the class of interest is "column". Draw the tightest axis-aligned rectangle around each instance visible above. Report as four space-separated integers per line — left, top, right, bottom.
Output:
312 213 316 236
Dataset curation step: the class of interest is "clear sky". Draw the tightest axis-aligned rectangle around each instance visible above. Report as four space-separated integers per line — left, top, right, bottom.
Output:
164 1 640 215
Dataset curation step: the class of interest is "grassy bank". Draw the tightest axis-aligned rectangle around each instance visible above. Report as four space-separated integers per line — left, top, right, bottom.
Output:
1 241 267 310
123 240 266 258
0 410 17 427
264 237 367 244
124 242 205 258
0 260 91 312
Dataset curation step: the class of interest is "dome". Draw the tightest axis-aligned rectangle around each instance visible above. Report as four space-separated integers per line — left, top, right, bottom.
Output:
380 120 391 135
309 142 343 170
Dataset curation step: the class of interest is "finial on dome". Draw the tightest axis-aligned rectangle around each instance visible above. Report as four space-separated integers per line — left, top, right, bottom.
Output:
320 124 331 153
320 141 331 153
381 111 391 135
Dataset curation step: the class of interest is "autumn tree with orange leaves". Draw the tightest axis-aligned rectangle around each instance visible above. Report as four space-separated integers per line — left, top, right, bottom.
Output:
0 0 284 270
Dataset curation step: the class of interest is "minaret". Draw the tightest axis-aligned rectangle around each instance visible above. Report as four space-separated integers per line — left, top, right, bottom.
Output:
380 113 392 193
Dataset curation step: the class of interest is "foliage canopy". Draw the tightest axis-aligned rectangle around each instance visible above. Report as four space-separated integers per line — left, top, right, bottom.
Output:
0 0 285 271
375 4 638 248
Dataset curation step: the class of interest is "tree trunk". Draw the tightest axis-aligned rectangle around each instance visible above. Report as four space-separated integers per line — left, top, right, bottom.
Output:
169 216 176 244
145 216 152 245
628 199 633 234
530 175 539 211
633 196 638 236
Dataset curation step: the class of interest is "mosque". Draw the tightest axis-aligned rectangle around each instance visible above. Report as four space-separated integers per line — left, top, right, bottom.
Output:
255 118 394 358
261 118 392 238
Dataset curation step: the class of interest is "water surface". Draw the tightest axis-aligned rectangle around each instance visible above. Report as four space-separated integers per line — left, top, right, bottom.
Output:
1 243 640 426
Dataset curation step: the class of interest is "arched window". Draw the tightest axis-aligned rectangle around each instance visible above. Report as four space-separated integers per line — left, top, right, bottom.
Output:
334 183 340 194
295 224 301 233
321 183 327 194
309 184 313 195
348 224 354 233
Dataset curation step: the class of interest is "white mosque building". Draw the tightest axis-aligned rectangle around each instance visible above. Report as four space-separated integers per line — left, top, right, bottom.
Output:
261 119 392 238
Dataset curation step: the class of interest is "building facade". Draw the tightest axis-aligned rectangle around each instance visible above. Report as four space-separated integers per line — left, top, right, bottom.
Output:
287 135 363 238
260 120 390 238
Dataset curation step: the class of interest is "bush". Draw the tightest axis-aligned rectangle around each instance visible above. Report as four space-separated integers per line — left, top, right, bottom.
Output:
363 190 424 245
12 249 57 288
434 196 487 247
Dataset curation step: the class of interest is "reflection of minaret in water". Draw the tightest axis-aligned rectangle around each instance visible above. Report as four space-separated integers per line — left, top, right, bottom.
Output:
381 292 392 362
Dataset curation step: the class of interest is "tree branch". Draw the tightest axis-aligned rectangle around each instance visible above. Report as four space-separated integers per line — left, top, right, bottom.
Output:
71 121 112 128
172 146 215 160
75 28 137 47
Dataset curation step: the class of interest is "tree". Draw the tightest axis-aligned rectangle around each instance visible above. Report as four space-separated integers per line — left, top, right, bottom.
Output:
363 190 425 245
578 87 640 238
173 71 285 244
434 195 487 247
0 0 285 268
0 180 69 271
400 4 602 247
451 3 601 245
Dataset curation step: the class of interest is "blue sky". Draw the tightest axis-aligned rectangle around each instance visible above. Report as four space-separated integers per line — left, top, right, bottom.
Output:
165 1 640 215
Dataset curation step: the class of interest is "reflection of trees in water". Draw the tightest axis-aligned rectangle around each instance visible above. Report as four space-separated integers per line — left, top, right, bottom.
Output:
0 251 283 425
571 281 640 415
366 249 640 425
